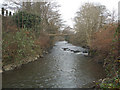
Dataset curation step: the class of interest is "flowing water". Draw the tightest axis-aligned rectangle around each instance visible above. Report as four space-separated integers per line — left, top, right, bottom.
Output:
2 41 105 88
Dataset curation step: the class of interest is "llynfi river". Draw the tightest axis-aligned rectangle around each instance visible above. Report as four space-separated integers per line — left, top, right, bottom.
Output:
2 41 105 88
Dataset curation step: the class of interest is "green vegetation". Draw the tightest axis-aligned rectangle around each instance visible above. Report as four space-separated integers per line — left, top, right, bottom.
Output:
13 11 41 29
3 28 41 65
2 1 62 71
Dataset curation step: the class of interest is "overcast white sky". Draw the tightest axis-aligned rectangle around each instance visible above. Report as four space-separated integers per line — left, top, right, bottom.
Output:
0 0 120 28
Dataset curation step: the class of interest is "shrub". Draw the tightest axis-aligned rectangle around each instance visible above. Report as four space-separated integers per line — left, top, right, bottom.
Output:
91 24 118 56
2 28 42 65
12 11 41 29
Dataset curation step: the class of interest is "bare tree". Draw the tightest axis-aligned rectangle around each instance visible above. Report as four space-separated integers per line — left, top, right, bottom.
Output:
74 3 109 47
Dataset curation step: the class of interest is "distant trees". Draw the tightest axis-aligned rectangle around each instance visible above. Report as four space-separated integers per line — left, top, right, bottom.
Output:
62 26 73 34
74 3 110 47
3 0 62 35
26 1 62 34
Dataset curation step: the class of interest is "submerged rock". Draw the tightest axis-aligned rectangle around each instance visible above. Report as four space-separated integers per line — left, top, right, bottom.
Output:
62 48 69 51
83 50 88 53
73 50 80 53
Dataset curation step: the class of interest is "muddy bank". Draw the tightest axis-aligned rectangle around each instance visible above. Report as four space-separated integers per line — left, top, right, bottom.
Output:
2 50 48 72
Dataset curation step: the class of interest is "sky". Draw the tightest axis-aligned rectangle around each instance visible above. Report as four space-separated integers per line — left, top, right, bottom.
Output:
0 0 120 28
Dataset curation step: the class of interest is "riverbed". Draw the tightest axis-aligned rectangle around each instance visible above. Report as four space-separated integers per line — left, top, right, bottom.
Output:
2 41 105 88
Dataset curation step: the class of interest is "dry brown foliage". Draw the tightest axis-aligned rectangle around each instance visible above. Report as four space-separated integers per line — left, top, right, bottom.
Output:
91 24 118 56
2 17 18 33
34 33 50 49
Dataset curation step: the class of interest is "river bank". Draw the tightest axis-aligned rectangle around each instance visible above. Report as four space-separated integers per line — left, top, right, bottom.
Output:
85 49 120 88
2 50 49 72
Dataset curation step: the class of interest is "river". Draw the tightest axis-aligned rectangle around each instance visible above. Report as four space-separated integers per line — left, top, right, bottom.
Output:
2 41 105 88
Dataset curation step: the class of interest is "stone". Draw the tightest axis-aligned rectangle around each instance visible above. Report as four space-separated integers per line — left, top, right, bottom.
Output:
83 50 88 53
40 55 44 58
73 50 80 53
62 48 69 51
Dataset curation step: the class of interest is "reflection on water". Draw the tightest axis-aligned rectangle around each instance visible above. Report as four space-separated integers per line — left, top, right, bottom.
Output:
2 41 105 88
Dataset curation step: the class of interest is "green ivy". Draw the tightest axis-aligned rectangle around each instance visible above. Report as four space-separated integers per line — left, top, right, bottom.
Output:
12 11 41 29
